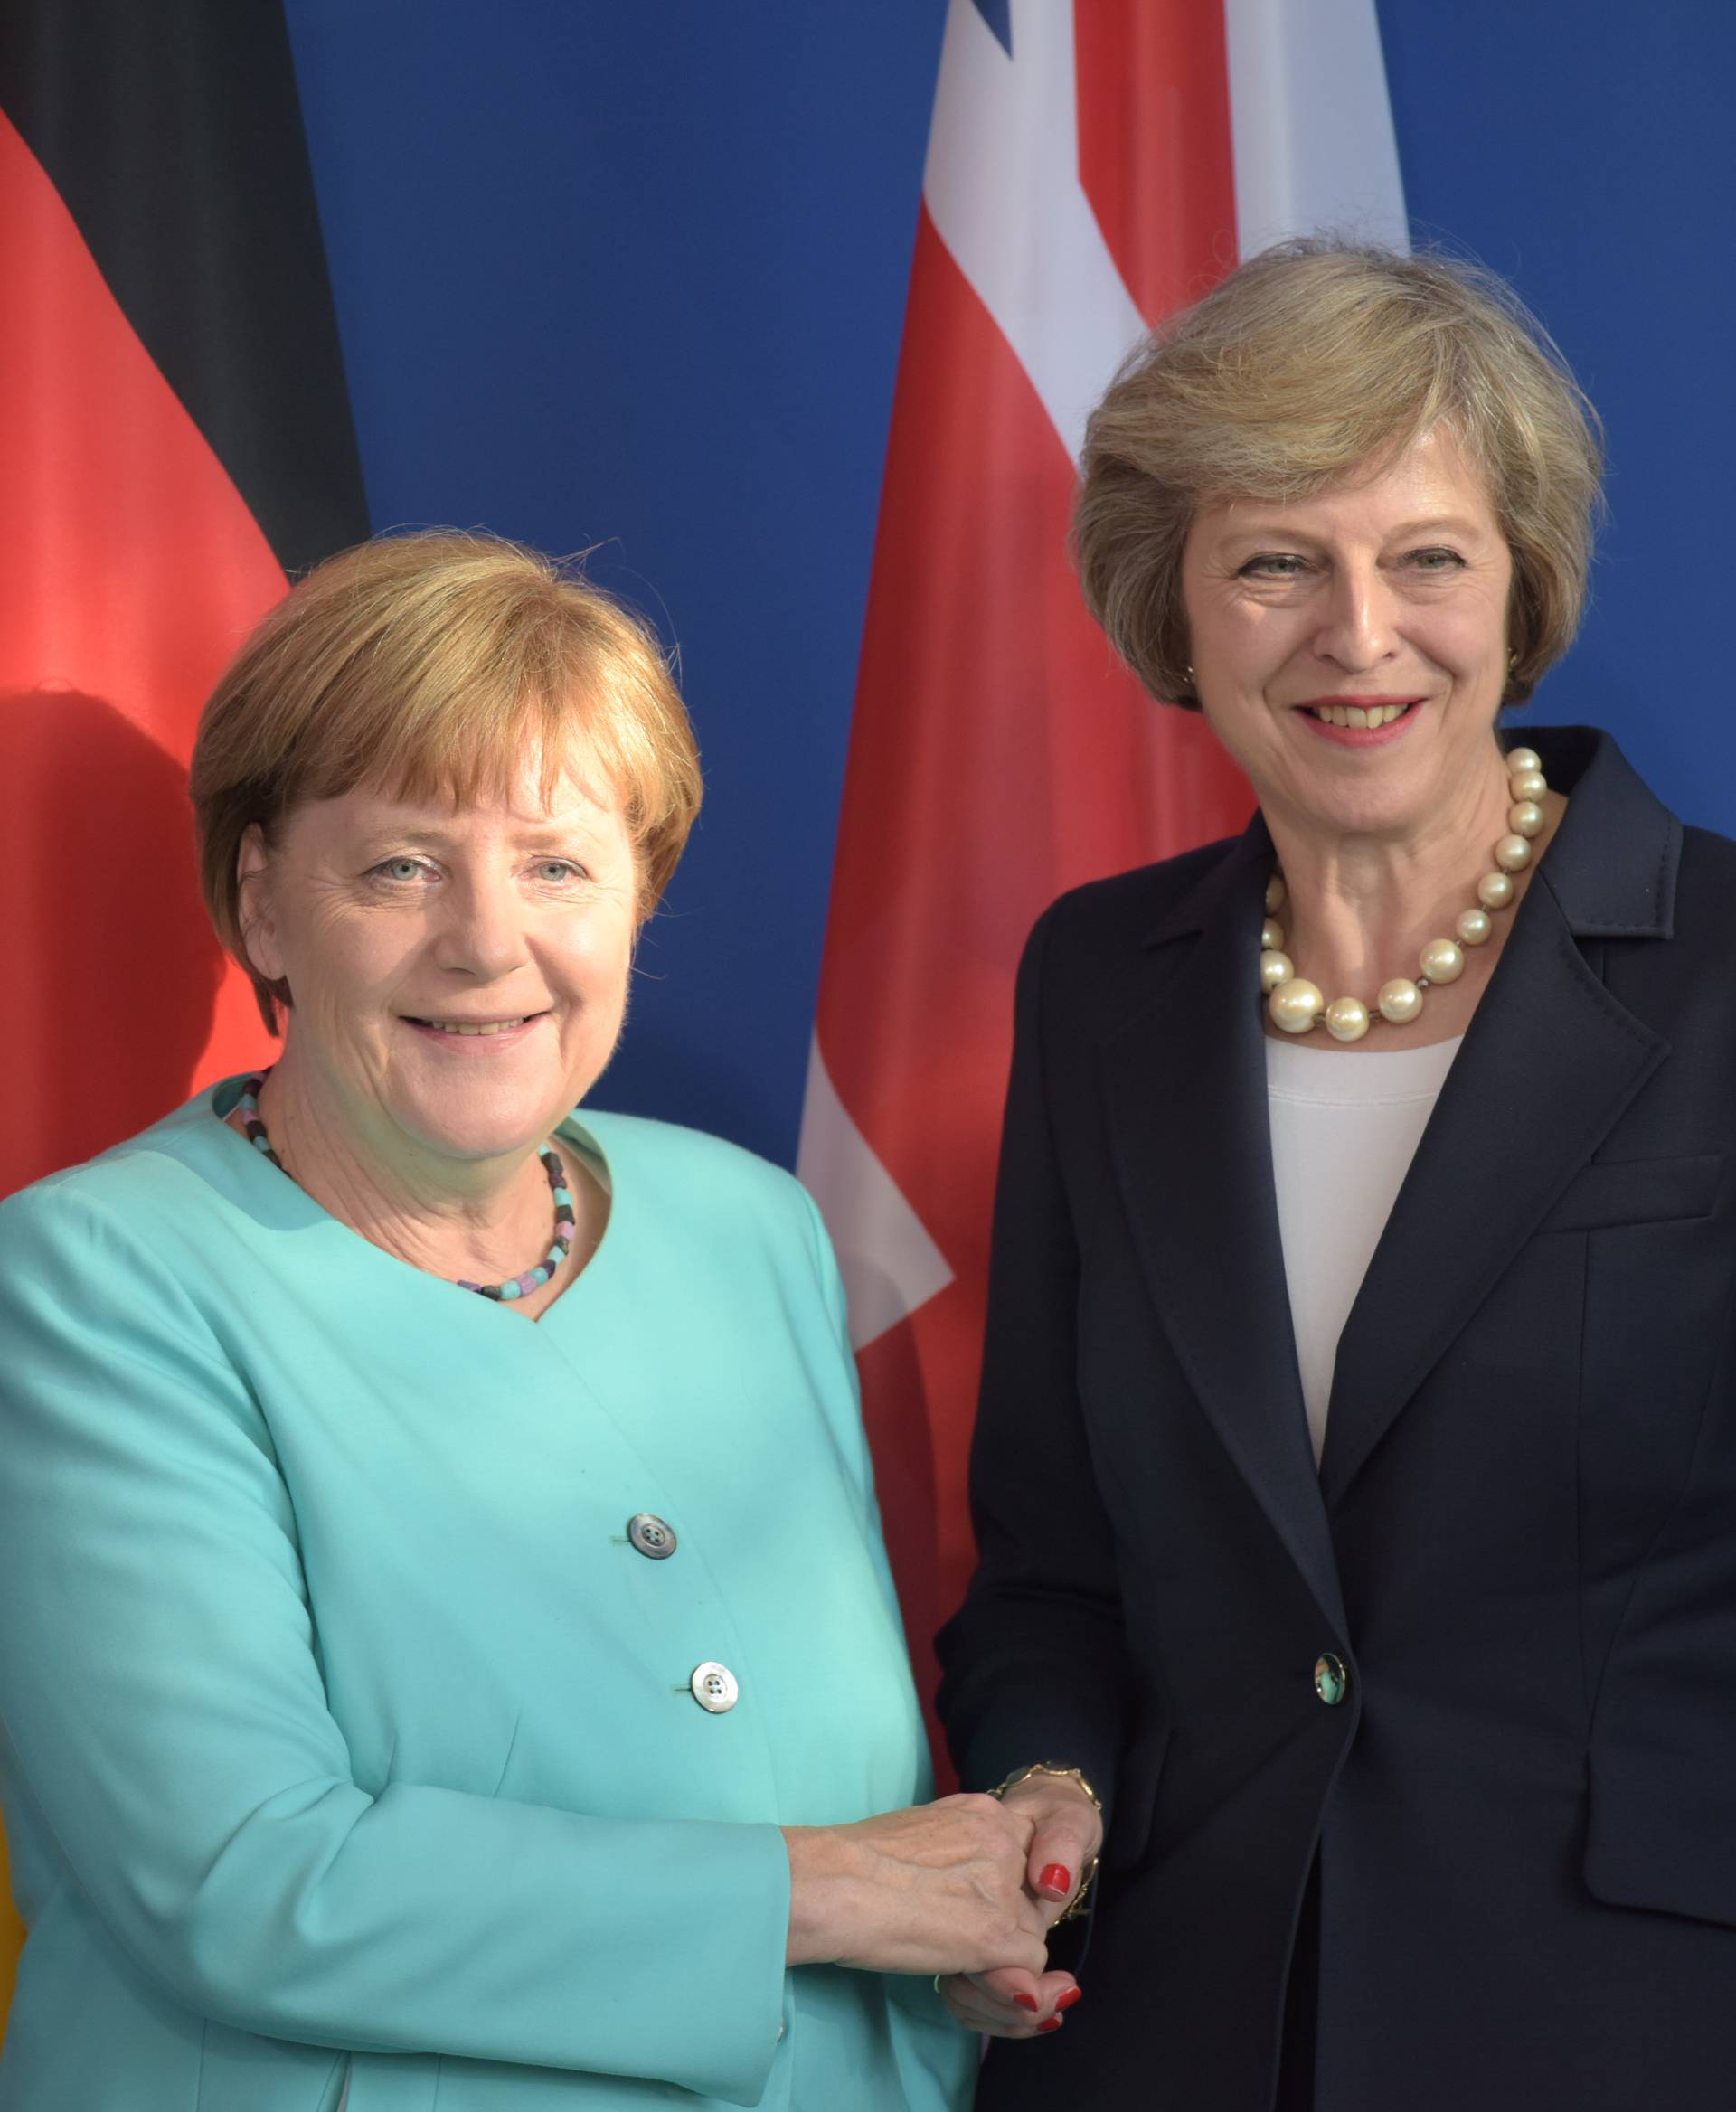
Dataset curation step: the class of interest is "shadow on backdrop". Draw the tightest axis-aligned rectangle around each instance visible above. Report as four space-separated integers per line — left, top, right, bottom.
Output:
1 688 222 1197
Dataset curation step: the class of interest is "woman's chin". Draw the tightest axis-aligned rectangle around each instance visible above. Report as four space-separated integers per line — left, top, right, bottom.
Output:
1281 779 1434 844
387 1084 570 1167
1279 744 1463 844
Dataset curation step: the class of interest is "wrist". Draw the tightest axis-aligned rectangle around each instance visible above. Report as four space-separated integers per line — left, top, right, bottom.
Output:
990 1764 1105 1925
781 1824 862 1968
989 1760 1101 1814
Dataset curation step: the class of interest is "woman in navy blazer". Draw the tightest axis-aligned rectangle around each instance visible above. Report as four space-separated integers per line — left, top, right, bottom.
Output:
935 242 1736 2107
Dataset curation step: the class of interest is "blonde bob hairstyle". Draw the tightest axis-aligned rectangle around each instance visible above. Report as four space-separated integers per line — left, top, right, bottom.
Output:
1073 240 1606 711
192 530 703 1033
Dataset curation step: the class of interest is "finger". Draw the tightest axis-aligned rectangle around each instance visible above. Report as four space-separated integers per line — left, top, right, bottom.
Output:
995 1897 1054 1975
1035 1966 1082 2014
968 2004 1052 2039
961 1964 1080 2025
969 1964 1046 2015
940 1976 1051 2038
1027 1813 1101 1906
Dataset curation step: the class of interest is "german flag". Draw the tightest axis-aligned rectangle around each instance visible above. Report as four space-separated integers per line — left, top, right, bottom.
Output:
0 0 369 1202
0 0 369 2021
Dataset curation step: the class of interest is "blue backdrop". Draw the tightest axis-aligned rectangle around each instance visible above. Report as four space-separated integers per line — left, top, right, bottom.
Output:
282 3 1736 1170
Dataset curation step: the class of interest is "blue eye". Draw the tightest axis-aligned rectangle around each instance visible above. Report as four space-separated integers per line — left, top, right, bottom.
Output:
535 860 584 883
371 856 429 884
1241 553 1308 579
1408 547 1465 571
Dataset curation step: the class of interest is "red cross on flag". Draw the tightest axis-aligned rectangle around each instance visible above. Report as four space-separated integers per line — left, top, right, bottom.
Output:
799 0 1408 1749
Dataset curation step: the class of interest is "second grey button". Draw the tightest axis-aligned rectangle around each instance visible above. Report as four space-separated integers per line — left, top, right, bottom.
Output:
627 1513 677 1560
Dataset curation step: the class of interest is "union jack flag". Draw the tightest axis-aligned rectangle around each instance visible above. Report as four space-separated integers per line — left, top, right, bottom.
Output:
798 0 1408 1754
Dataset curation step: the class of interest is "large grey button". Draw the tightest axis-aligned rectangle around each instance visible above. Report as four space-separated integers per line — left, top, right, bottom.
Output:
627 1513 677 1560
690 1661 739 1713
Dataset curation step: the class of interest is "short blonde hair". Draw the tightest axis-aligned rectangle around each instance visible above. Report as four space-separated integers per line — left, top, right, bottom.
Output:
192 530 703 1032
1073 240 1605 710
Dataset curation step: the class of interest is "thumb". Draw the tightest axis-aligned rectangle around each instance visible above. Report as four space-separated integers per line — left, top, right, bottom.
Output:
1028 1806 1100 1907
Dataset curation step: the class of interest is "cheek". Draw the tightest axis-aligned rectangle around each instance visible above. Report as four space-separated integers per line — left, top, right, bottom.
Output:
1432 604 1510 682
292 905 424 1009
552 915 635 1010
1200 599 1302 684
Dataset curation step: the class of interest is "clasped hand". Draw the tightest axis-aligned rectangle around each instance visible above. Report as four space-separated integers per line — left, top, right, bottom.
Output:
783 1775 1102 2040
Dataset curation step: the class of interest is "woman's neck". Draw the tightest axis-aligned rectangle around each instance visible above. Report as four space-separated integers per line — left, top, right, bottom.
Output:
252 1053 569 1290
1263 745 1564 1048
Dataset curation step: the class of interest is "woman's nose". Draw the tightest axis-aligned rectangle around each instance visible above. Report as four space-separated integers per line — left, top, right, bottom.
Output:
433 873 530 981
1313 564 1399 673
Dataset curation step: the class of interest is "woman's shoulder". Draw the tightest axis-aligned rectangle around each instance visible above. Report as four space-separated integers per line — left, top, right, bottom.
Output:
1041 832 1246 944
570 1108 838 1317
1015 833 1250 1023
1678 819 1736 884
1667 821 1736 963
567 1107 814 1228
0 1088 243 1254
0 1091 269 1380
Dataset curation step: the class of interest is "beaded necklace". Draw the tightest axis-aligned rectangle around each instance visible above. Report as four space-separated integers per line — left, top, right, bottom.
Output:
1258 745 1550 1040
233 1074 577 1302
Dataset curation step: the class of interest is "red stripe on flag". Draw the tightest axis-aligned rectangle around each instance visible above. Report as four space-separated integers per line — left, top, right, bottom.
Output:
815 203 1249 1749
1074 0 1238 325
0 112 287 1197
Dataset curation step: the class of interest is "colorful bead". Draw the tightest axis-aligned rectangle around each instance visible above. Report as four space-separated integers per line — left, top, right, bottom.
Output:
233 1073 573 1303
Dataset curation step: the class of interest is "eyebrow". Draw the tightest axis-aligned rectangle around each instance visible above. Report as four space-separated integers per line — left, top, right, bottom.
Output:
1218 514 1488 544
354 814 609 848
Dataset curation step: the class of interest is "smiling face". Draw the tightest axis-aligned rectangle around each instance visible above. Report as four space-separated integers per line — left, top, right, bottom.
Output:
239 749 637 1175
1180 427 1514 844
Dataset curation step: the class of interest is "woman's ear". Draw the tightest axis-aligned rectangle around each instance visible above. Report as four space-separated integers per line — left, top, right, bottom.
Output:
235 824 286 984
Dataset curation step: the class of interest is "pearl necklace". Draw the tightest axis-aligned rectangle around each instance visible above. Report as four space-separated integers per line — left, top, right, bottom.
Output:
1260 746 1549 1042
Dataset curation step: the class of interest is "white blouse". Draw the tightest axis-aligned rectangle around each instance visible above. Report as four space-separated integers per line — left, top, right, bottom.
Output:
1266 1033 1463 1465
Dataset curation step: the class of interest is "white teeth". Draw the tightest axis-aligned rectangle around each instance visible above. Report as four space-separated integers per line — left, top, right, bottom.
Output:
1345 706 1369 729
422 1019 526 1035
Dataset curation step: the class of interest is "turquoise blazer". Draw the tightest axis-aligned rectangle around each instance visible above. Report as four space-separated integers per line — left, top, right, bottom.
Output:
0 1083 973 2112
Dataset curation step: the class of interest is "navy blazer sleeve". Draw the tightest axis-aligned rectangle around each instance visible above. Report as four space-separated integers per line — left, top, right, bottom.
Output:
935 900 1133 1812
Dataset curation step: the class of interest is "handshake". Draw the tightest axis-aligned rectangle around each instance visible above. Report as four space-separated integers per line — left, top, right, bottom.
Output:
782 1769 1103 2041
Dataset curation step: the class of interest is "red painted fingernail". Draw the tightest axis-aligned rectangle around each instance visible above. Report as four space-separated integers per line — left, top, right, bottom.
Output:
1038 2015 1063 2033
1055 1987 1083 2012
1013 1993 1040 2013
1038 1862 1071 1897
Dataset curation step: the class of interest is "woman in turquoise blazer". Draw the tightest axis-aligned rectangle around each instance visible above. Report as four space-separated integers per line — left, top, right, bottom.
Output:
0 534 1059 2111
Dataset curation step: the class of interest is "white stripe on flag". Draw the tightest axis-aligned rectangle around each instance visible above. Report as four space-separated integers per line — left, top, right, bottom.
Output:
921 0 1148 464
1224 0 1409 257
802 0 1410 1350
797 1036 955 1352
800 0 1150 1350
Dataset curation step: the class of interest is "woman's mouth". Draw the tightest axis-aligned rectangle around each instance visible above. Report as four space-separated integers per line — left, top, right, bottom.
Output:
1294 699 1422 745
401 1013 549 1042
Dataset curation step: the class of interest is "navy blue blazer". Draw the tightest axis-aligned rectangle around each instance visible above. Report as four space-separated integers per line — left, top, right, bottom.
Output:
938 727 1736 2111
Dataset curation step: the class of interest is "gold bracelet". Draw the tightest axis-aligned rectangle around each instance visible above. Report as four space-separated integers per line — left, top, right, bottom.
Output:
987 1761 1103 1925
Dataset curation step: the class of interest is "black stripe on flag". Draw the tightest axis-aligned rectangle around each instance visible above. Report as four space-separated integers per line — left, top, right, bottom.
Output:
0 0 371 577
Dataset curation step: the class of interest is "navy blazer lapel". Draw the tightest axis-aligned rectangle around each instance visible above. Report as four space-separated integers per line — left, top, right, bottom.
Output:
1101 819 1346 1636
1318 730 1680 1509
